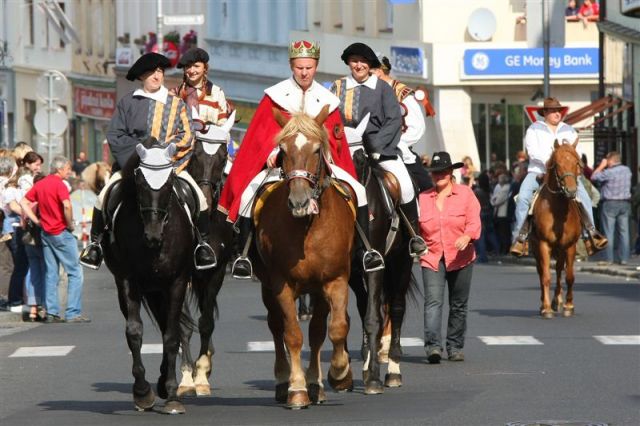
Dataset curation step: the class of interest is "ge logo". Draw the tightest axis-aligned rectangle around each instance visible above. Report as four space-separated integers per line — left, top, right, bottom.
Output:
471 52 489 71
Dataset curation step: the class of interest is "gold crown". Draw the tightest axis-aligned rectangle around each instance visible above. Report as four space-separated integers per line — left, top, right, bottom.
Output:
289 40 320 59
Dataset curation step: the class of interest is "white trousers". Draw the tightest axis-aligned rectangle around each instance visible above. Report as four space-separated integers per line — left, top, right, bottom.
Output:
378 155 415 204
238 166 367 219
95 170 208 212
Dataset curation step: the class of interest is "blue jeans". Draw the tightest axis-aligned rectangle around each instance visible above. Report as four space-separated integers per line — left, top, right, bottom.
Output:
600 200 630 263
513 172 594 241
475 212 499 262
41 230 84 318
423 260 474 355
6 228 29 305
25 243 46 306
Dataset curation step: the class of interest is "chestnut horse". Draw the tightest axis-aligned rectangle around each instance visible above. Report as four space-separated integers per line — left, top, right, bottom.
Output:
81 161 112 194
251 107 355 409
530 140 582 318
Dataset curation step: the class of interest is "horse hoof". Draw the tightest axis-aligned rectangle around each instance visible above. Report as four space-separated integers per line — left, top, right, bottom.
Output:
541 311 554 319
364 379 384 395
195 384 211 396
286 390 310 409
563 307 575 317
328 367 353 392
133 388 156 412
275 383 288 403
384 373 402 388
177 385 196 398
161 400 185 415
308 383 327 404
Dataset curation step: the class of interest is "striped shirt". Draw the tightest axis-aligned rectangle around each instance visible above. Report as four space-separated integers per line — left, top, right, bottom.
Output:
591 163 632 201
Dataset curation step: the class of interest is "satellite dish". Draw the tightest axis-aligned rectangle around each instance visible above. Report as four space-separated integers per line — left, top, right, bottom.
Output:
467 8 497 41
34 106 68 137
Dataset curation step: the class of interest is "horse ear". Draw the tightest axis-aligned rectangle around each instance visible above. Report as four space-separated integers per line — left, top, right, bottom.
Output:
135 144 147 161
356 113 370 138
221 110 236 134
165 143 177 160
553 139 560 149
315 104 330 126
273 108 290 128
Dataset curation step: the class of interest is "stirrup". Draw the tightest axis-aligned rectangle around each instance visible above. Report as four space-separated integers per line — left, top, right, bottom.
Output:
79 242 103 270
232 256 253 279
363 249 385 273
194 242 217 271
409 236 428 257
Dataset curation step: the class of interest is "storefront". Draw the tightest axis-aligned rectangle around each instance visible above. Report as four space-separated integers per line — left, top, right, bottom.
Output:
0 68 14 147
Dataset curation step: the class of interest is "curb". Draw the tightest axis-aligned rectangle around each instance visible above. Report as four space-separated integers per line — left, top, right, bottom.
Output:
493 256 640 280
0 311 25 324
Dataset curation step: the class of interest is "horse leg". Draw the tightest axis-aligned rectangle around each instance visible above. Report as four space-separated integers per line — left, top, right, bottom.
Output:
385 293 407 388
361 269 384 395
348 267 369 359
261 284 292 405
377 305 391 364
563 244 577 317
535 243 554 318
177 300 197 398
306 295 329 404
325 278 353 393
116 277 155 411
552 253 566 313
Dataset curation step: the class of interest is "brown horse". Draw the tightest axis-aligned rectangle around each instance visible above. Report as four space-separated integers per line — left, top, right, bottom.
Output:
251 107 355 409
81 161 112 194
530 140 583 318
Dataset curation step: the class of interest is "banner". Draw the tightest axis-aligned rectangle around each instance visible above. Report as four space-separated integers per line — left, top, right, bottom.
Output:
73 86 116 120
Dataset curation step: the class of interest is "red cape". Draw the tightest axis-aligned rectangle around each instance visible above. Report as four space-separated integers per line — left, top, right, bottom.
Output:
219 94 356 222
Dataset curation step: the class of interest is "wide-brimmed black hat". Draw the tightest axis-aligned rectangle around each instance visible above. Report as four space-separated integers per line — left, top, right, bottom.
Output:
340 43 381 68
425 152 464 172
126 53 171 81
177 47 209 68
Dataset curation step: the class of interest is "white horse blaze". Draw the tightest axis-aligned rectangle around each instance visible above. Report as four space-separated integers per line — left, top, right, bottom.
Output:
294 132 309 150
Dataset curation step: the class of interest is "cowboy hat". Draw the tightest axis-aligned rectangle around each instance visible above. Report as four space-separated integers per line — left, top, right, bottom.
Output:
425 151 464 172
535 97 569 115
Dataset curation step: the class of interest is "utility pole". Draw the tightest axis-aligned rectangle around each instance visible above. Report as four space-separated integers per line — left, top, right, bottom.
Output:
157 0 163 54
542 0 550 97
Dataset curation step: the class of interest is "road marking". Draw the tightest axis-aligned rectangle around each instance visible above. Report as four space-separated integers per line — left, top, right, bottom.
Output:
9 346 74 357
594 335 640 345
400 337 424 347
247 341 275 352
141 344 164 354
478 336 543 345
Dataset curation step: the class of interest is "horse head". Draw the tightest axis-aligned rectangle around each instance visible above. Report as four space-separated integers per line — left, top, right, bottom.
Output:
189 109 236 207
134 140 177 248
273 105 330 218
547 139 581 199
344 113 370 182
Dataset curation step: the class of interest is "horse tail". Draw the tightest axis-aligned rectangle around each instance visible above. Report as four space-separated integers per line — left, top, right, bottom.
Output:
139 291 197 336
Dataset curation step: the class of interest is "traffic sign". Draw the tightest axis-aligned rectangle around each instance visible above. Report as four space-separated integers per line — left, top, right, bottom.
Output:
34 106 68 137
35 70 68 104
163 14 204 26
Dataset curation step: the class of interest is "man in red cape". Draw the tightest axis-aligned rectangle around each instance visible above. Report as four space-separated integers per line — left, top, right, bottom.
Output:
220 40 383 278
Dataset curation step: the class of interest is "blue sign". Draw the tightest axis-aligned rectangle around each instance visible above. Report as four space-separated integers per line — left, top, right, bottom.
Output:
462 47 599 79
390 46 426 78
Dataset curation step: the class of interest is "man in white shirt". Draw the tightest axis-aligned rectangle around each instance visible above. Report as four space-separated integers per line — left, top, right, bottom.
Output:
510 97 607 256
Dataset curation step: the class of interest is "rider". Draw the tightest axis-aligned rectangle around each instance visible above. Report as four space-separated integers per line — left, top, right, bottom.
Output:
218 40 383 278
510 97 608 256
371 55 432 192
332 42 428 258
79 52 217 270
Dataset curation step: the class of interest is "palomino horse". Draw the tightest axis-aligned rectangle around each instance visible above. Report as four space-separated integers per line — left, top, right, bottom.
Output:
177 113 235 397
530 140 583 318
346 116 415 395
81 161 112 194
102 139 195 414
251 107 355 409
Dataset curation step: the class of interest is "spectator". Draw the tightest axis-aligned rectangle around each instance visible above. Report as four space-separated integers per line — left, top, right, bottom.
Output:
72 151 90 177
461 156 476 187
581 153 593 180
591 151 632 265
419 151 481 364
11 142 32 165
578 0 599 25
491 173 512 254
473 172 499 262
565 0 578 17
511 150 528 184
20 156 89 323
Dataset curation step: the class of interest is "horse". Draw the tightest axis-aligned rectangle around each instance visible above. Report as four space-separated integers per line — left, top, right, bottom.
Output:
346 117 415 395
102 138 195 414
81 161 112 194
530 140 583 319
250 106 355 409
176 113 235 397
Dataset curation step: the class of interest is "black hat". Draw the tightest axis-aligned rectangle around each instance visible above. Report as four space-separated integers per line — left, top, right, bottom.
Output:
126 53 171 81
177 47 209 68
340 43 381 68
425 152 464 172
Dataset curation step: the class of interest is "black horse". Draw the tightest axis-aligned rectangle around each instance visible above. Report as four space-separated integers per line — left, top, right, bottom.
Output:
349 149 415 395
177 116 234 397
102 138 195 414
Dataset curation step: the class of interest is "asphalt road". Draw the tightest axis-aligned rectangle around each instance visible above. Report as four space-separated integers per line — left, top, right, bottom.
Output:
0 262 638 426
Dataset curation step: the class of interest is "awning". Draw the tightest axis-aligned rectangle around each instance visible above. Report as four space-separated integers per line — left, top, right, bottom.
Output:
564 95 633 129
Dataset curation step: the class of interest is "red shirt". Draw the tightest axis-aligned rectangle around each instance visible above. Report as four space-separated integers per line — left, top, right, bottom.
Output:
578 2 599 17
25 174 70 235
418 184 481 272
218 94 356 222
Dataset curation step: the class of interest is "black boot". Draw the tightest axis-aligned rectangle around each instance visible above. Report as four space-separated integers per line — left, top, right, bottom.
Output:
231 216 253 279
194 214 217 270
355 206 385 272
79 207 105 270
399 201 428 257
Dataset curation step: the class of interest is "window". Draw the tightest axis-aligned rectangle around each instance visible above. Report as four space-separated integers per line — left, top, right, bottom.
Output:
27 0 34 45
58 2 66 49
378 0 393 33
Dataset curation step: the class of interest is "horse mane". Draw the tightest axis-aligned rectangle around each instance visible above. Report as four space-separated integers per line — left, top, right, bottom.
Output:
544 141 581 171
274 112 329 155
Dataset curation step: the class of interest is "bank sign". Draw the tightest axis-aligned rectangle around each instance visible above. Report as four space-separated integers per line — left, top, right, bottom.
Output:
462 47 599 79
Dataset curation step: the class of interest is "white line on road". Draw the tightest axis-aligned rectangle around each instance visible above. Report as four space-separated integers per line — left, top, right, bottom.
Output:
9 346 75 357
478 336 543 345
594 335 640 345
141 344 164 354
400 337 424 347
247 341 275 352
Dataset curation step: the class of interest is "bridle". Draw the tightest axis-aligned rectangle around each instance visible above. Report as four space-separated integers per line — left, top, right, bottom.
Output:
194 137 227 203
546 156 580 198
281 143 329 202
135 161 174 224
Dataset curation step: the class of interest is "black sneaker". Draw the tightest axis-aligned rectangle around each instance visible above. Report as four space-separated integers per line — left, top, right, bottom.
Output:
45 314 65 323
426 348 441 364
